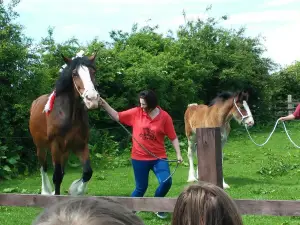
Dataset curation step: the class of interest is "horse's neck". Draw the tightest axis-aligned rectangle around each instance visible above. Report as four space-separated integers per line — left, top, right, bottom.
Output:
217 99 234 124
55 92 84 122
206 101 233 127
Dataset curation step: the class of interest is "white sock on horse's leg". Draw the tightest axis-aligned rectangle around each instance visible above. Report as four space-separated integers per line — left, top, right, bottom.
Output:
187 139 197 182
69 179 88 196
221 152 230 189
223 178 230 189
40 167 53 195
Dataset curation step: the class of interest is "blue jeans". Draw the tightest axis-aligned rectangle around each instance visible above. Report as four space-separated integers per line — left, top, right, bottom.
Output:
131 159 172 197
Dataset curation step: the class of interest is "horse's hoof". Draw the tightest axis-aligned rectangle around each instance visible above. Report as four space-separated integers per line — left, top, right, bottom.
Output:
68 179 87 196
187 177 198 183
41 191 53 195
223 183 230 189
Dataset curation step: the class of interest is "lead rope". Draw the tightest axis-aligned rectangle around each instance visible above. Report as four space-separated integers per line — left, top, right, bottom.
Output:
282 122 300 148
103 109 180 183
244 119 300 148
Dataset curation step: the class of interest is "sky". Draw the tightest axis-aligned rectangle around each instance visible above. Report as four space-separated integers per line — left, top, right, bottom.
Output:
4 0 300 68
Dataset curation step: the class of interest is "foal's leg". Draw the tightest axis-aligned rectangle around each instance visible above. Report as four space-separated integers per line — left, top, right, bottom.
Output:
187 134 197 182
37 148 53 195
69 144 93 196
221 137 230 189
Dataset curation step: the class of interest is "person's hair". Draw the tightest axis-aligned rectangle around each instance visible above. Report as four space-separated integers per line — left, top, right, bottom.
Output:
172 182 244 225
32 197 145 225
138 90 158 111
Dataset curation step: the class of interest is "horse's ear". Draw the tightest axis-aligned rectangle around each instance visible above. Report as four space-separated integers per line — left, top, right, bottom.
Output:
236 91 244 103
61 54 72 65
243 90 249 99
237 90 248 102
88 52 97 62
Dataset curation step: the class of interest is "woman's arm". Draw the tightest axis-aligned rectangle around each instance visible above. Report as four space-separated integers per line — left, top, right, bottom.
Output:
279 104 300 121
279 114 295 121
99 97 119 121
171 137 183 163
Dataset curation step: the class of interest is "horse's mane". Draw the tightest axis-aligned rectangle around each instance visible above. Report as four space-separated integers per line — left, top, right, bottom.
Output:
208 91 236 107
55 56 96 95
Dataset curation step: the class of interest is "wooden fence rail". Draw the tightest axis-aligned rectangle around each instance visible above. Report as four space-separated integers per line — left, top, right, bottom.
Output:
1 127 300 217
1 193 300 216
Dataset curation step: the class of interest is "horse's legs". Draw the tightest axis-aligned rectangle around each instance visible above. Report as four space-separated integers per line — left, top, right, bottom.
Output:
51 142 66 195
69 145 93 196
221 138 230 189
37 148 53 195
187 134 197 182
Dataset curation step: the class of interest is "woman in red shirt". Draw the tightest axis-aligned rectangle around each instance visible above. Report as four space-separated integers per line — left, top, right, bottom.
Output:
99 90 183 219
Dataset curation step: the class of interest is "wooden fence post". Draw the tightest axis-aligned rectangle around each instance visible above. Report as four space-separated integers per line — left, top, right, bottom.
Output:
288 94 293 114
196 127 223 188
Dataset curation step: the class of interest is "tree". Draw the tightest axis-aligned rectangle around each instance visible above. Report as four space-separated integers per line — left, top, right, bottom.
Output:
0 1 40 179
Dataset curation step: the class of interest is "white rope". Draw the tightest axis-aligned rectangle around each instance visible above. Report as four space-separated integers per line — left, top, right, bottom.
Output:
282 122 300 148
244 119 300 148
244 119 280 146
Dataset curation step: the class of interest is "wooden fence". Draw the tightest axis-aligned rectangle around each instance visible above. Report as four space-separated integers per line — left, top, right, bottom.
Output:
274 94 299 115
287 94 300 114
1 128 300 217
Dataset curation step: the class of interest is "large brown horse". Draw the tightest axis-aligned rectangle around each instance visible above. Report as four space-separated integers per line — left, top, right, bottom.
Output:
29 52 100 196
184 91 254 189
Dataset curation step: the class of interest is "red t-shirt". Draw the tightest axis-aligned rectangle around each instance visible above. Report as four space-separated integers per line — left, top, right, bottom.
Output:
293 104 300 119
118 106 177 160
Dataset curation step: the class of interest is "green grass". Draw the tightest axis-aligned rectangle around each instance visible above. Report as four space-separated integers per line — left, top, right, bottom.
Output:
2 122 300 224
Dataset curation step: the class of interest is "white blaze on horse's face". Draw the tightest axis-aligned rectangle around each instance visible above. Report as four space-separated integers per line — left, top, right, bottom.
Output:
233 97 254 128
77 65 99 109
241 100 254 127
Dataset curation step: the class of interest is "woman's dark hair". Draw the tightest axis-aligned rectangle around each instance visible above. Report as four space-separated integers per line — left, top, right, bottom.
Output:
139 90 158 110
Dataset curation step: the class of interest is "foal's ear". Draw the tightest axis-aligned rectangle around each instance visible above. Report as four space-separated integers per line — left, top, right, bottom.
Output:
243 90 249 100
238 91 248 102
61 54 72 65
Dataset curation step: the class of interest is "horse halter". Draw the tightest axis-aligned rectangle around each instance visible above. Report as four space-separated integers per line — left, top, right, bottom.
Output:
71 69 95 100
233 98 251 121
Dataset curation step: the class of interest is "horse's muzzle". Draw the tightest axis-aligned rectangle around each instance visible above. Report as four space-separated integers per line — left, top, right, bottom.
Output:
83 90 100 109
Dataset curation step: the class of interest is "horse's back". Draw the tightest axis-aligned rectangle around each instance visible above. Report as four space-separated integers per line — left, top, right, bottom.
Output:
29 94 49 148
184 103 207 120
184 103 209 136
30 94 48 113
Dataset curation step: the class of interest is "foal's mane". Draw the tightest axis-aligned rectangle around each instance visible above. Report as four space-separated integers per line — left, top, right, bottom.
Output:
208 91 236 107
55 56 96 96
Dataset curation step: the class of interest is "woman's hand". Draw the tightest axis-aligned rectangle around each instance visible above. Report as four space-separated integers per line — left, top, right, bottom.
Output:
176 153 183 163
98 97 119 121
98 96 105 107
